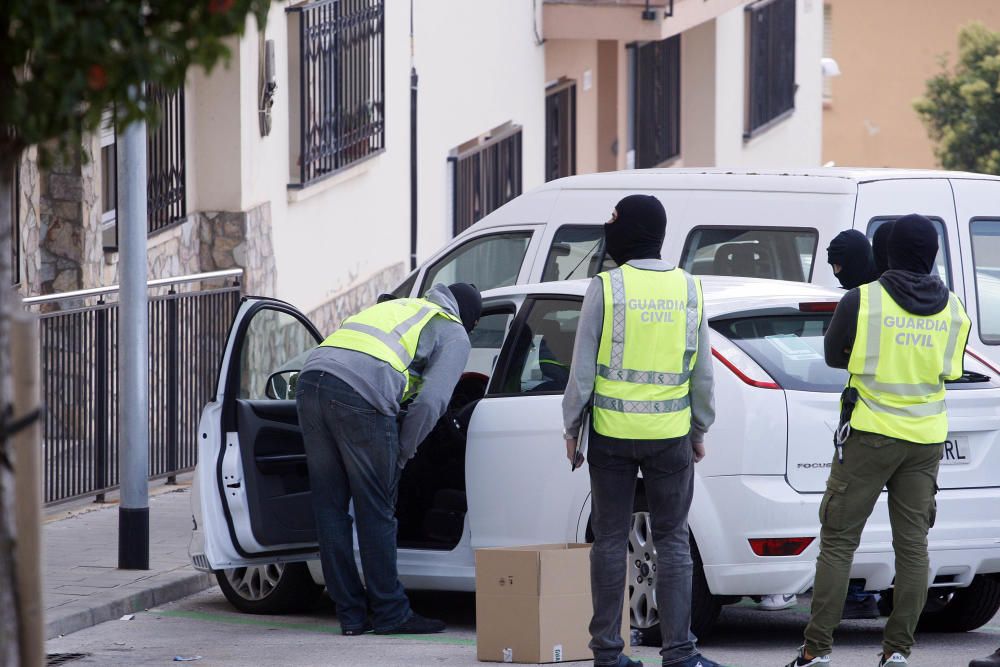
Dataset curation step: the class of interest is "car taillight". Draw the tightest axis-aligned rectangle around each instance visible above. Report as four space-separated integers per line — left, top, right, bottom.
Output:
966 347 1000 376
798 301 839 313
749 537 815 557
711 347 780 390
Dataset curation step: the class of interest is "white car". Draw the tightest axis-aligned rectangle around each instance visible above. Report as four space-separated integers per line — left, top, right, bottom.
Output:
190 277 1000 640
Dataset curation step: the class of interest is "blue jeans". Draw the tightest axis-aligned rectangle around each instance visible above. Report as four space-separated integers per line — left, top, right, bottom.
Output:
587 430 698 666
295 371 410 632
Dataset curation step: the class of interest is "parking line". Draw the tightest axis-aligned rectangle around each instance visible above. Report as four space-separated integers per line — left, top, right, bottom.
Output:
148 609 477 646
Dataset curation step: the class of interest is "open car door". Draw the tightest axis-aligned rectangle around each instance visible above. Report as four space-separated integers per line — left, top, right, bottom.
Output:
198 297 323 569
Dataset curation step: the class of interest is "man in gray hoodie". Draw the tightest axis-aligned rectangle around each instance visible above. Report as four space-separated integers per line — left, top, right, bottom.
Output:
296 283 481 636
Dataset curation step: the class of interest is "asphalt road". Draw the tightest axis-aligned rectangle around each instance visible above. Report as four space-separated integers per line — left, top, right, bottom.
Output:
47 587 999 666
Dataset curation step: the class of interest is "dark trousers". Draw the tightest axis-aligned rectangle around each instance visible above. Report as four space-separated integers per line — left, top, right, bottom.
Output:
295 371 410 632
587 430 697 666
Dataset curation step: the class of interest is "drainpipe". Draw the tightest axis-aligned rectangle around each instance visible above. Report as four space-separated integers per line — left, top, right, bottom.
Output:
409 0 418 271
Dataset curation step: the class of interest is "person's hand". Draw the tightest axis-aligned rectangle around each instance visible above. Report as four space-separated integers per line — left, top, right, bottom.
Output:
691 439 706 463
565 438 578 465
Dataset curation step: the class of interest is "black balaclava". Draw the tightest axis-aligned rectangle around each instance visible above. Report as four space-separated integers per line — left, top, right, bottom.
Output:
871 221 894 277
826 229 877 290
888 214 938 274
447 283 482 333
603 194 667 266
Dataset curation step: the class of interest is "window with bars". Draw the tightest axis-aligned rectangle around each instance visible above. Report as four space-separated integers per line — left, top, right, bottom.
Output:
100 110 118 251
631 35 681 169
545 79 576 182
450 123 523 236
745 0 797 138
146 83 187 234
287 0 386 188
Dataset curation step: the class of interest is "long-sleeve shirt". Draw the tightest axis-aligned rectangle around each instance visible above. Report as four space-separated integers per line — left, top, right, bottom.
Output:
302 284 471 466
561 258 716 442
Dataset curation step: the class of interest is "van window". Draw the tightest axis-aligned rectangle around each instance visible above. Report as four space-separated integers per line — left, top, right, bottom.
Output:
971 219 1000 345
420 232 532 295
712 314 847 392
541 226 614 282
867 217 951 287
681 227 817 282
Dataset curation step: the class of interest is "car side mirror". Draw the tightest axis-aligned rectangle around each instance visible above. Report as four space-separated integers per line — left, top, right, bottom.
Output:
265 370 299 400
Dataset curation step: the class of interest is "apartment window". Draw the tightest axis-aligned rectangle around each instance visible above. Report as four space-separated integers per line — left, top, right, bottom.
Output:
822 3 833 104
745 0 797 138
449 123 523 236
100 110 118 251
9 164 19 285
146 83 187 234
287 0 386 188
631 35 681 168
545 78 576 182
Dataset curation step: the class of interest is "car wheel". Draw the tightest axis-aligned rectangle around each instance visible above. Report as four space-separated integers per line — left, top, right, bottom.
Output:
215 562 324 615
626 500 721 646
916 576 1000 633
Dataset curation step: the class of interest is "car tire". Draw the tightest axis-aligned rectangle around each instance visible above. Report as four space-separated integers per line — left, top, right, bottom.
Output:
216 562 324 615
916 575 1000 633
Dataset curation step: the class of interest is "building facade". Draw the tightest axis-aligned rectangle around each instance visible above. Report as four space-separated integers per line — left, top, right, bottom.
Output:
822 0 1000 168
11 0 823 331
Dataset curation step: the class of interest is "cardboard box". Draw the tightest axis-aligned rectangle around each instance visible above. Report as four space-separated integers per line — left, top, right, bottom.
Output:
475 543 629 664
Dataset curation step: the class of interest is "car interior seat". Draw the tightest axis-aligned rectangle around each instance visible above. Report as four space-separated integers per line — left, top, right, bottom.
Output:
713 243 762 277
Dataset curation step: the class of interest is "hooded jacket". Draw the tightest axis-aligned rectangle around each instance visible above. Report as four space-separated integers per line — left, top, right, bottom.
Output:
827 230 877 290
302 284 472 465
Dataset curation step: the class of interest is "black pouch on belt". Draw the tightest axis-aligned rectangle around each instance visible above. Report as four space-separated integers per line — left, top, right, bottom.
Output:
834 387 859 463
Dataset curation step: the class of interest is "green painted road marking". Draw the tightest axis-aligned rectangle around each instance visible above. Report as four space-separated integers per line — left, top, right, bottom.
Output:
148 609 477 646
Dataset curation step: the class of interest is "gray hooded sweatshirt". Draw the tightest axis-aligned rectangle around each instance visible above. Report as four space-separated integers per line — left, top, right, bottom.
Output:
301 284 472 466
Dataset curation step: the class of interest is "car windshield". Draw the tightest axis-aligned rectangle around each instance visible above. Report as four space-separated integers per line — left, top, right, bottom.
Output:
711 313 847 392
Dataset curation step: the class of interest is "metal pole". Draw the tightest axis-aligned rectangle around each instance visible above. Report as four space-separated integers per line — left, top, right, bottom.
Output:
117 87 150 570
409 0 418 270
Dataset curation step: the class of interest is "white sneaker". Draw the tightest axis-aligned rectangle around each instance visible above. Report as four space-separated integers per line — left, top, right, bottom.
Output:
784 646 831 666
759 593 798 611
879 653 907 666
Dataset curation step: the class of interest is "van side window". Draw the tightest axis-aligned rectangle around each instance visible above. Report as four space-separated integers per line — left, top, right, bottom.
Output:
970 219 1000 345
680 227 818 282
867 217 951 287
541 226 614 282
420 232 532 295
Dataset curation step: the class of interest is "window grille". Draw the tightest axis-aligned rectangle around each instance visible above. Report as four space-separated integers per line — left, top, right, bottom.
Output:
449 123 523 236
745 0 797 137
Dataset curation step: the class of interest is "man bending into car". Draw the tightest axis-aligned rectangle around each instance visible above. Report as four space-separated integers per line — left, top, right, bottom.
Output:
786 214 971 667
295 282 481 636
563 194 722 667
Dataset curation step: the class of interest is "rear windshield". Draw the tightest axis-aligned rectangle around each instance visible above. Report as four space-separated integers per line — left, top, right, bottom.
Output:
711 314 847 392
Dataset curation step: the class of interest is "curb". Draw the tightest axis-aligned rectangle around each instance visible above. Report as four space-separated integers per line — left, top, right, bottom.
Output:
45 570 215 639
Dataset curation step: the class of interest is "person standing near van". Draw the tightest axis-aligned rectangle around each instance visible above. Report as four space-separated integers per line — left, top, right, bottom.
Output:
563 195 721 667
785 214 971 667
295 283 481 636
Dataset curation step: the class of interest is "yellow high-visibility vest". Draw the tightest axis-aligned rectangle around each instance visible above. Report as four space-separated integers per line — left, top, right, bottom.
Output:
320 298 462 400
593 264 703 440
847 283 970 444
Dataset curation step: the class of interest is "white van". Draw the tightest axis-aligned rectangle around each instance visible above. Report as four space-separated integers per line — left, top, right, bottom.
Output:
393 168 1000 367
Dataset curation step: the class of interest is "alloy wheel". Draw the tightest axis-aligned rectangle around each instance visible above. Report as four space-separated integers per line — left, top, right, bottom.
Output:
223 563 286 601
628 510 658 629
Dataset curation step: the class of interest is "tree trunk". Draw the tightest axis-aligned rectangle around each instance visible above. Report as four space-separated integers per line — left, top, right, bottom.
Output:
0 147 23 666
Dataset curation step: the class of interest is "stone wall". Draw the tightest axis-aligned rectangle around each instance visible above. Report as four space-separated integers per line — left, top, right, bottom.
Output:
16 147 41 298
199 202 276 297
307 262 407 335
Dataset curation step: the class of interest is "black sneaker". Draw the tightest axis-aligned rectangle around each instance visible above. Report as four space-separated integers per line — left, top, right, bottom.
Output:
341 621 373 636
971 649 1000 667
375 613 446 635
842 595 880 620
674 653 726 667
599 656 643 667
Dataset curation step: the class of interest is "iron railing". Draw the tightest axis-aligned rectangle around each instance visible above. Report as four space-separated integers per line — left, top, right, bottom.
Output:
745 0 797 138
633 35 681 168
288 0 386 188
24 269 241 505
545 79 577 182
146 83 187 233
449 123 523 236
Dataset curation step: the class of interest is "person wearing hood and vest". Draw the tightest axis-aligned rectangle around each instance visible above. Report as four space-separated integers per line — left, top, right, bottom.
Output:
786 215 971 667
295 283 481 637
562 195 721 667
872 221 895 278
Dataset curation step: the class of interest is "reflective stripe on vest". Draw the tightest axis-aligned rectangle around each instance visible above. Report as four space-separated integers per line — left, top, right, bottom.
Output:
320 298 461 399
592 265 702 440
846 282 970 444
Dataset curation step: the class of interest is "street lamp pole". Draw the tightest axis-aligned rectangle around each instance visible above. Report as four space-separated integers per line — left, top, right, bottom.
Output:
117 86 150 570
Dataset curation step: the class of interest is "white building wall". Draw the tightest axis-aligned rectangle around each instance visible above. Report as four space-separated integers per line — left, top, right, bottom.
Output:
713 0 823 167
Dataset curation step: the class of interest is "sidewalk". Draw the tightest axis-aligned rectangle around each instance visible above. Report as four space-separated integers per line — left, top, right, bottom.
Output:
43 483 213 639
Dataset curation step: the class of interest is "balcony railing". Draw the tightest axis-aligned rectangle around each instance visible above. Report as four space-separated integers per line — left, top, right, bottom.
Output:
24 269 242 506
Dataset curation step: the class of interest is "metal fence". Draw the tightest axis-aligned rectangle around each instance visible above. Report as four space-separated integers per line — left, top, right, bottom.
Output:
745 0 797 138
289 0 386 187
633 35 681 169
25 270 241 506
450 123 523 236
146 82 187 234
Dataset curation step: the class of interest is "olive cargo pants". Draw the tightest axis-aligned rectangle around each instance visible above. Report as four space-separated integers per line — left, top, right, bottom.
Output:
804 430 942 659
